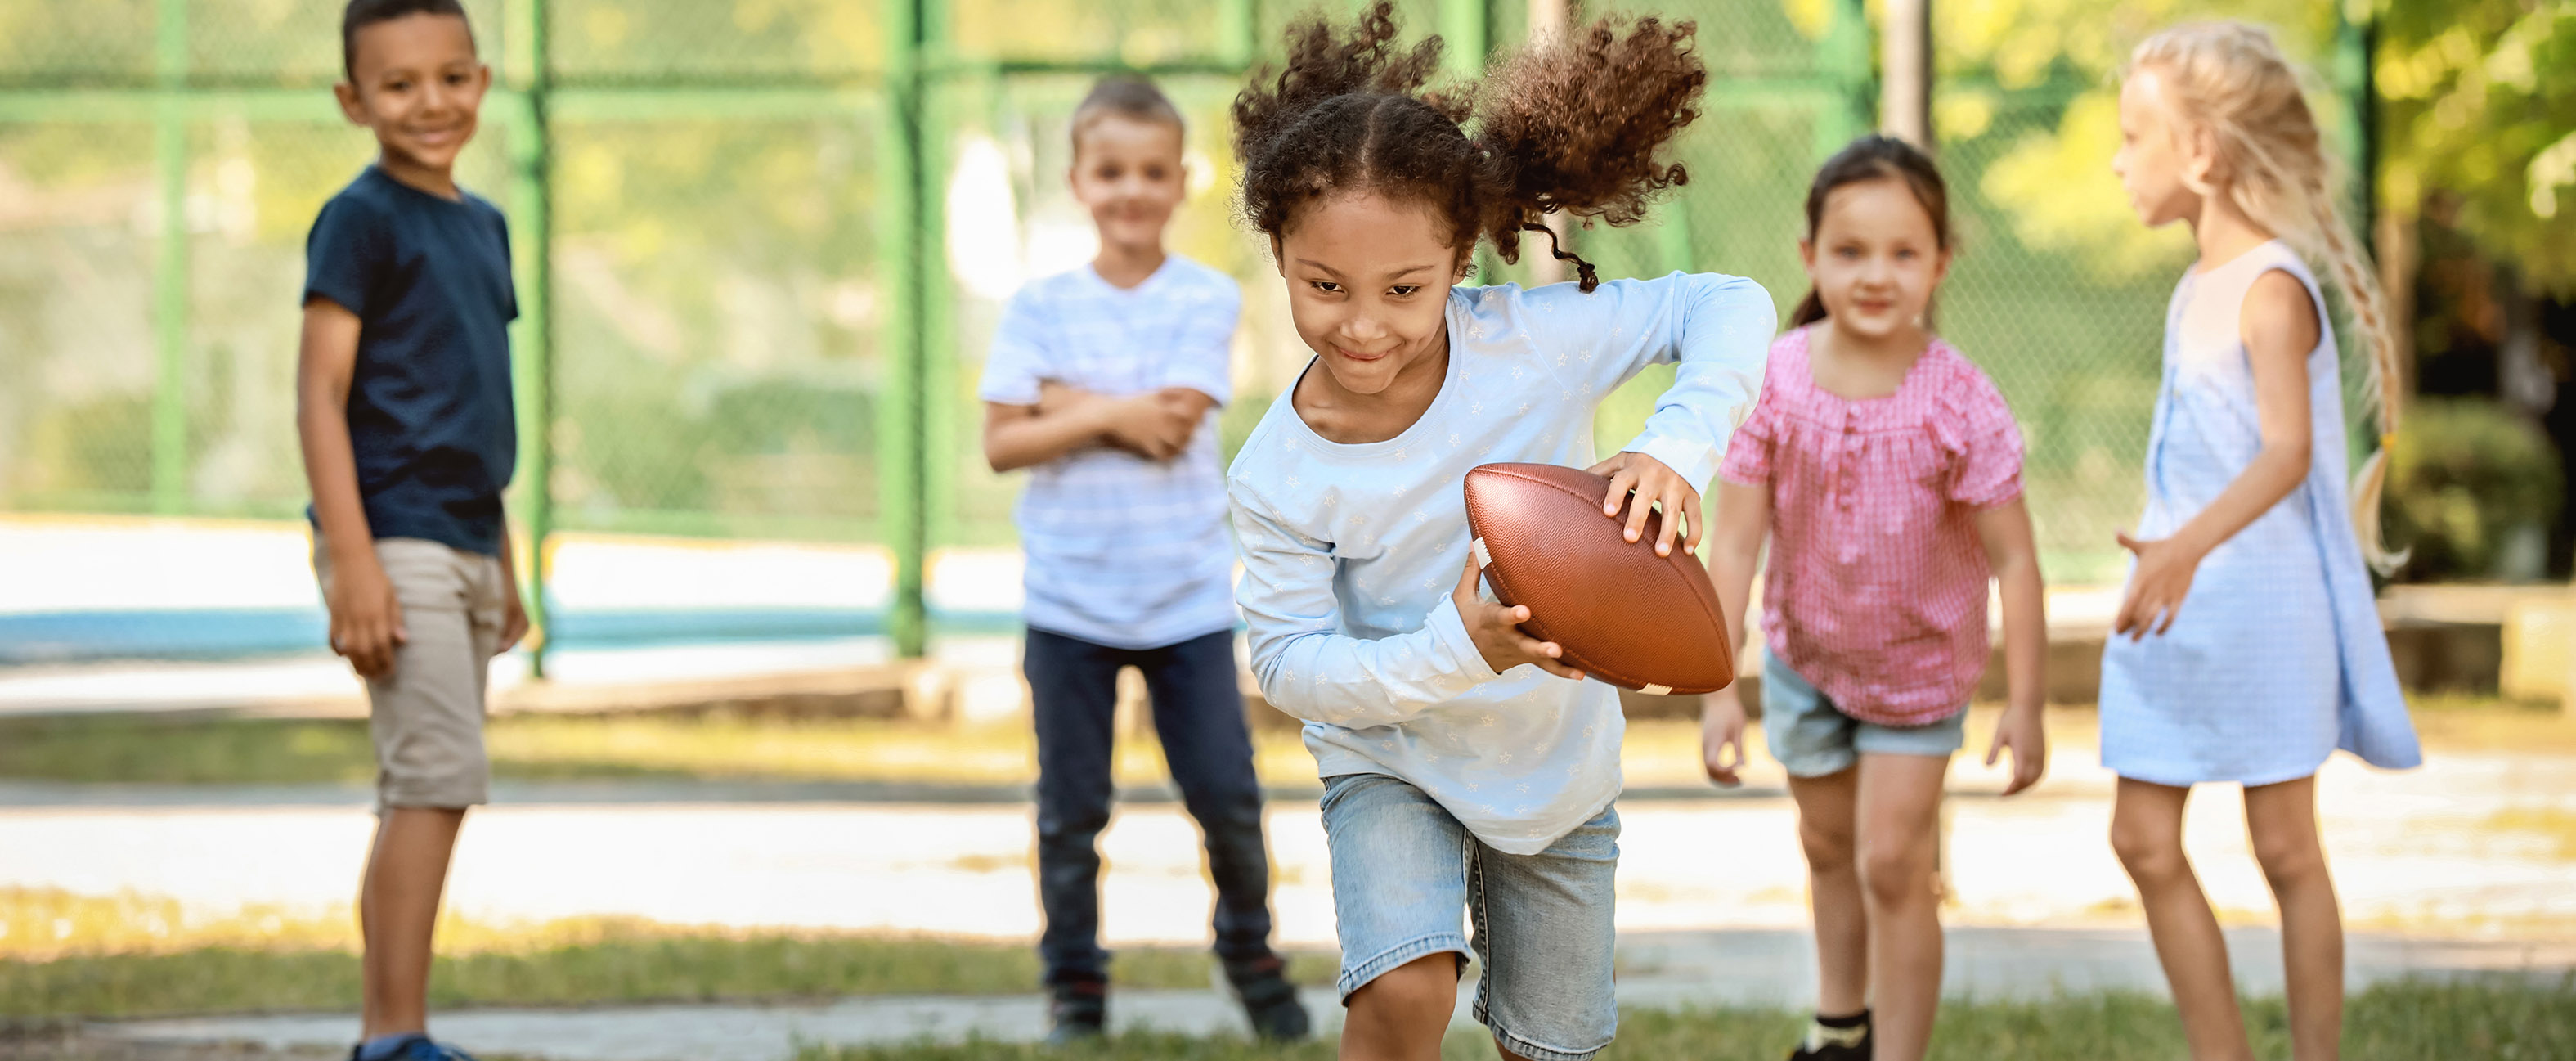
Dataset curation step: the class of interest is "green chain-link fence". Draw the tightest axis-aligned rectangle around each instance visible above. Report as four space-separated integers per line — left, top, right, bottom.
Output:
0 0 2370 663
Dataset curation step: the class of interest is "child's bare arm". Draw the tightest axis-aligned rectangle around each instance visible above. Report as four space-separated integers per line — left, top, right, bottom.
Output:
1703 479 1769 679
1974 497 2048 794
981 399 1108 472
983 384 1204 471
2115 271 2317 637
494 506 529 654
1698 478 1769 785
296 298 406 678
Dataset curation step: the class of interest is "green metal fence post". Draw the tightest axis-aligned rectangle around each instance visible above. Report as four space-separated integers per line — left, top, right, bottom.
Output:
2333 0 2376 251
1218 0 1259 69
1439 0 1489 70
880 0 931 658
505 0 557 677
1814 0 1873 160
1448 0 1502 283
151 0 190 514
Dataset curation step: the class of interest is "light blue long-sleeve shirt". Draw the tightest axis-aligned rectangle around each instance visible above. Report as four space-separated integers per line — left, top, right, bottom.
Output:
1226 272 1773 853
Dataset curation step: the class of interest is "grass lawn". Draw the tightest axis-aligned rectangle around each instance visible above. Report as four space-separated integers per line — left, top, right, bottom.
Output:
795 980 2576 1061
2 695 2567 789
8 885 2569 1059
0 888 1338 1021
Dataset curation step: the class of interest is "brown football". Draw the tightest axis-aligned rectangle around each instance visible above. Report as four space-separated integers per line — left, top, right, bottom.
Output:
1461 463 1736 695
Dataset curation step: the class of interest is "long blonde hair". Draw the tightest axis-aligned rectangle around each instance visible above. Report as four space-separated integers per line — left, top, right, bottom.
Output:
2130 21 2404 573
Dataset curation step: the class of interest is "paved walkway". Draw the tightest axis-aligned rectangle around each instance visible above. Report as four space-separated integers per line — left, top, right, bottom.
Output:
95 928 2576 1061
8 753 2571 946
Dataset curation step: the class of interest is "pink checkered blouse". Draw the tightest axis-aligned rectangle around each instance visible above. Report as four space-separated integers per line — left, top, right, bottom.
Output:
1717 327 2026 725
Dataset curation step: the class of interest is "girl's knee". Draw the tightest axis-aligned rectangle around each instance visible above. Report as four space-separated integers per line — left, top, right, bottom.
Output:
2251 831 2328 889
2110 819 2187 883
1349 953 1460 1021
1856 838 1937 908
1798 816 1857 874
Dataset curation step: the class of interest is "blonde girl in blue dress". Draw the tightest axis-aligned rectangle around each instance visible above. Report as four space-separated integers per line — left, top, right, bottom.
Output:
2103 22 2422 1061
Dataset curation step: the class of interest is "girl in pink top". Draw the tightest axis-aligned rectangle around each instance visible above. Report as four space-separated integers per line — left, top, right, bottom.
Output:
1699 136 2049 1061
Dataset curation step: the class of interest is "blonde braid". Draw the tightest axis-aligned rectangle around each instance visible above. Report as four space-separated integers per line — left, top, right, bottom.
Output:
2309 186 2408 573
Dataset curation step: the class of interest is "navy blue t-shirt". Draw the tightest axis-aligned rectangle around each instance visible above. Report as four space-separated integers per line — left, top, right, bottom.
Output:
303 166 518 557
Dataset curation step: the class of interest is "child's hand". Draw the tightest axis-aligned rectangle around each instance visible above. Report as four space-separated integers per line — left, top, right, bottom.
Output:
1699 688 1748 787
1452 555 1585 681
326 552 408 679
1586 452 1702 557
1102 390 1200 461
2112 530 2201 640
496 582 531 655
1984 704 2047 796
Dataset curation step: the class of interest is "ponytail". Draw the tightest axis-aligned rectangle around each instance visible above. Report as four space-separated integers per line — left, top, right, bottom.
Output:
1233 0 1707 293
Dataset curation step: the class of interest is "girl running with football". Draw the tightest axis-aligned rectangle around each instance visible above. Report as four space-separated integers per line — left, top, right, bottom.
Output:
1698 135 2049 1061
1224 4 1770 1058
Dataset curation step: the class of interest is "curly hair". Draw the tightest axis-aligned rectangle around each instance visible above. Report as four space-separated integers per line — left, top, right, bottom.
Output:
1232 0 1706 292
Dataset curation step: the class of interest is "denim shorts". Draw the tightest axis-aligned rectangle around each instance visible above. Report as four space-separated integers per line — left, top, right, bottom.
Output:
1761 650 1967 779
1319 773 1618 1061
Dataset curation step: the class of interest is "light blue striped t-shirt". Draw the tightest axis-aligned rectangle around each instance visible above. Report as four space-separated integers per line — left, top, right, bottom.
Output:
1227 272 1773 853
980 256 1241 650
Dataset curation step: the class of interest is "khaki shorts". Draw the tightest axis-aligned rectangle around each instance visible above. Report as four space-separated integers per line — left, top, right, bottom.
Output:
313 537 508 810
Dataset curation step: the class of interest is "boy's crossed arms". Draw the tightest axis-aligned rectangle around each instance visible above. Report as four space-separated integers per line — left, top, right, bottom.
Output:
983 381 1215 470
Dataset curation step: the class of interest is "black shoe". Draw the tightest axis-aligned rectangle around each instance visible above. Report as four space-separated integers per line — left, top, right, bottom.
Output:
1221 955 1312 1041
1047 980 1107 1045
1788 1028 1871 1060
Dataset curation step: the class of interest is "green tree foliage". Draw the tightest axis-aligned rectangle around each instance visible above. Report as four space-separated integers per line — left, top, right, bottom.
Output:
2377 0 2576 296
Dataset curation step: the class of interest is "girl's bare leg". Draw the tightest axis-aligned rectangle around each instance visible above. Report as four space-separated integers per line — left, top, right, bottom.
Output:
2112 777 2252 1061
1788 769 1869 1020
1340 952 1458 1061
1852 753 1952 1061
2244 776 2342 1061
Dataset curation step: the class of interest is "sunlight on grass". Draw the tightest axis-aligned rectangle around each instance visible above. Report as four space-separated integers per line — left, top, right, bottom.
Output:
0 888 1336 1019
795 979 2576 1061
2482 807 2576 859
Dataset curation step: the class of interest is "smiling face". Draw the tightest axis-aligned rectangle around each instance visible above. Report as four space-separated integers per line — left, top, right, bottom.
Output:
1068 115 1187 256
2112 68 2203 228
334 12 487 190
1797 178 1949 342
1273 191 1468 398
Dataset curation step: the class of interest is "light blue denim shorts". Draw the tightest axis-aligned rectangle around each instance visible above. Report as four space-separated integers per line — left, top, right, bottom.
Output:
1318 773 1619 1061
1761 650 1967 778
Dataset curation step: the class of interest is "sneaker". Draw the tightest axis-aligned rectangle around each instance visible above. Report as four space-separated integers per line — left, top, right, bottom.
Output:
1046 979 1108 1045
350 1034 480 1061
1788 1029 1871 1060
1220 955 1312 1041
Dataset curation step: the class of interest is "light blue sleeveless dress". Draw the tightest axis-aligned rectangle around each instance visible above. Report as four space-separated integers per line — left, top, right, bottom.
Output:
2098 241 2422 786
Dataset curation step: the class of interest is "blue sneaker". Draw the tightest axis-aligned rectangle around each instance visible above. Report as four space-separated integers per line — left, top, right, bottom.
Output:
352 1034 481 1061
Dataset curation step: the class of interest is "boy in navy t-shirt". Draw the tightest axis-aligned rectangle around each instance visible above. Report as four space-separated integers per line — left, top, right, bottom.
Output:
295 2 519 1059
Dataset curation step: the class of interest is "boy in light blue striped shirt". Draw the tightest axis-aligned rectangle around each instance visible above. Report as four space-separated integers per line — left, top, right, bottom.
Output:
976 75 1306 1045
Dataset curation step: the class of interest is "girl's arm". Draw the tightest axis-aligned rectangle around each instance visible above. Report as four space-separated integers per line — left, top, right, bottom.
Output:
1697 478 1769 785
2114 270 2318 637
1232 496 1575 728
1541 272 1775 555
1974 498 2047 795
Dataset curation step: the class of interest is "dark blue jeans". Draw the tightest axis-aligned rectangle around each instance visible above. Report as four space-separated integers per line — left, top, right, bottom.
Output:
1025 627 1277 986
